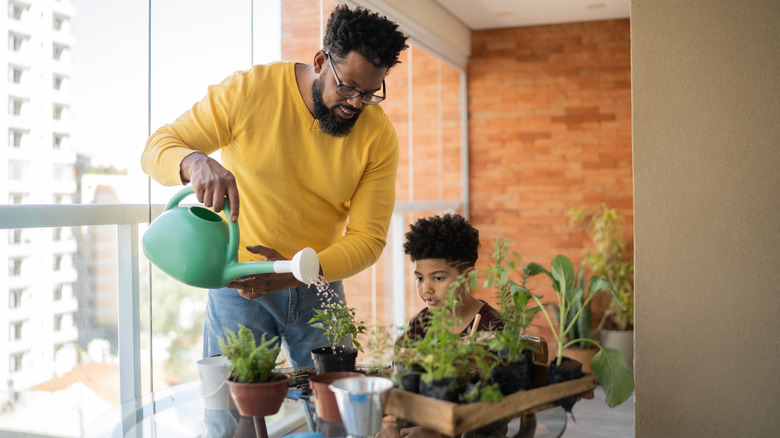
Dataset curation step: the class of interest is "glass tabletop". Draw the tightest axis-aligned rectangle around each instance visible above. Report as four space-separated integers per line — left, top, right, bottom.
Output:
83 378 568 438
83 381 308 438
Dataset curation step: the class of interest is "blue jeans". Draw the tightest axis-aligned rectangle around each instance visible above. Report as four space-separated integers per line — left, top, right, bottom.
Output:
203 280 344 368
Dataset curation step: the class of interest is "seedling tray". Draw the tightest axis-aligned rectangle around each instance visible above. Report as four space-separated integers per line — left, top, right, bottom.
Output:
383 364 596 436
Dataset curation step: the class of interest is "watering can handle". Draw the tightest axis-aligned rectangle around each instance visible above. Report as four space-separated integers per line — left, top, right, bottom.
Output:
165 186 240 265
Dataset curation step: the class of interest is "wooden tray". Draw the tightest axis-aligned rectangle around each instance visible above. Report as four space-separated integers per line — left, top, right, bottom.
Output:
383 365 596 436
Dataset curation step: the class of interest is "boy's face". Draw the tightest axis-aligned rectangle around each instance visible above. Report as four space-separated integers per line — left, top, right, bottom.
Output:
413 258 469 308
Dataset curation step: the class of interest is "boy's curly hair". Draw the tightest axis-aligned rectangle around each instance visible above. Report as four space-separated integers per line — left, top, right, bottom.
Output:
403 213 480 271
323 5 409 70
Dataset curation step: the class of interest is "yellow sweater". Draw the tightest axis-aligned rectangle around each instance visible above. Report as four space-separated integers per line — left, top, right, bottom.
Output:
141 62 399 282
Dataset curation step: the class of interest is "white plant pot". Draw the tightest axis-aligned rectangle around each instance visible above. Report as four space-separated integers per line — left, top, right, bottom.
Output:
601 329 634 376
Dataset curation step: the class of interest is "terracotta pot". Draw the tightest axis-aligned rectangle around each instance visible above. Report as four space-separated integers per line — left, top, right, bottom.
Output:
226 374 291 417
561 346 598 373
309 371 363 422
311 346 358 374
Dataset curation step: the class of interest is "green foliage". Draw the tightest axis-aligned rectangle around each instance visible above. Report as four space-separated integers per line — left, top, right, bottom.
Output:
309 300 367 352
549 259 594 349
571 205 634 330
410 271 491 384
361 325 396 373
484 239 539 365
218 324 283 383
524 254 634 407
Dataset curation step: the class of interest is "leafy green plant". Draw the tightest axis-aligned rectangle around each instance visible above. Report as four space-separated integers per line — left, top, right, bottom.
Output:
571 205 634 331
361 325 396 374
524 255 634 407
218 324 283 383
483 239 539 364
309 300 367 352
549 259 595 349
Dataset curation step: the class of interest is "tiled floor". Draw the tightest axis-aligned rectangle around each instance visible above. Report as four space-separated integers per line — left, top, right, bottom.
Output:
557 386 635 437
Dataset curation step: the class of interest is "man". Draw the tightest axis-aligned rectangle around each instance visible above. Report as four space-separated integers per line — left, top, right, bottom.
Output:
141 5 408 367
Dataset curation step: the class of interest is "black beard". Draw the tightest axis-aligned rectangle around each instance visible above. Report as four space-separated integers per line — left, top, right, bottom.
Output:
311 76 360 138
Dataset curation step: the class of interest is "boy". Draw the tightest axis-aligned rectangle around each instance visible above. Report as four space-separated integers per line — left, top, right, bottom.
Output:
402 213 503 338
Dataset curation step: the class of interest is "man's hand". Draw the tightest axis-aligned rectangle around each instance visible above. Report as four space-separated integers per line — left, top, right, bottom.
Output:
180 152 240 222
227 245 305 299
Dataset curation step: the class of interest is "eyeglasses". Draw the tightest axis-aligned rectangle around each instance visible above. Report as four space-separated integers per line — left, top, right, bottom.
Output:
325 52 386 105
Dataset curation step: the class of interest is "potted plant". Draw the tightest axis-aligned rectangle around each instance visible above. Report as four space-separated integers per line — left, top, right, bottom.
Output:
522 254 634 410
548 258 600 373
394 273 500 404
571 205 634 373
309 285 367 373
218 324 290 418
483 239 538 395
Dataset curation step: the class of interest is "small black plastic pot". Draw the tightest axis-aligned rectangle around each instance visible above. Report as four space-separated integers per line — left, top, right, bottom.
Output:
392 363 423 393
491 348 535 395
311 346 358 374
418 376 462 403
545 356 584 411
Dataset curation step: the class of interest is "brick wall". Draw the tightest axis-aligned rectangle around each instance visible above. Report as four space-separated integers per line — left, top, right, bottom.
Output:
468 20 633 339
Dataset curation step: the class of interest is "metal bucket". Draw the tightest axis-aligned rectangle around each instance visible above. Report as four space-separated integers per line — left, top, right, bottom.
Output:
329 377 393 437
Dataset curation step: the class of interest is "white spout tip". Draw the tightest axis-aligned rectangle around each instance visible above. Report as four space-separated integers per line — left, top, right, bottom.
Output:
290 247 320 284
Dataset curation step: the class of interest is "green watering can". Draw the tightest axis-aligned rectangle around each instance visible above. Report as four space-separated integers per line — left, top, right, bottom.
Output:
142 186 320 289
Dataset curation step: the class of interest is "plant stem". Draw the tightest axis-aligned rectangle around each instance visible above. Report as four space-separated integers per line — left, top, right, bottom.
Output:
530 295 563 364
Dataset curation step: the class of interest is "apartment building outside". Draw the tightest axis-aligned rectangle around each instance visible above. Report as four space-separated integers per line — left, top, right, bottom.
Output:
1 0 80 395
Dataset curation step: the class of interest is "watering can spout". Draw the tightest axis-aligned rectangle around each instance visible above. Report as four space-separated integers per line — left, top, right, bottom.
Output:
223 247 320 285
142 186 320 289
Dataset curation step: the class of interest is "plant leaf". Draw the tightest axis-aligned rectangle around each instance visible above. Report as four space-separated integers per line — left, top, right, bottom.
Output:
590 347 634 407
589 276 624 310
523 262 548 277
551 255 575 299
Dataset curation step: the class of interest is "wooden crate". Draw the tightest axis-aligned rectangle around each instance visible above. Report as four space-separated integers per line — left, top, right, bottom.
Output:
383 364 596 436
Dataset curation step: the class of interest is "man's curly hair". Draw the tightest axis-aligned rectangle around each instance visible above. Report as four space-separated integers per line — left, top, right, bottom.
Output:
403 213 480 271
323 5 409 70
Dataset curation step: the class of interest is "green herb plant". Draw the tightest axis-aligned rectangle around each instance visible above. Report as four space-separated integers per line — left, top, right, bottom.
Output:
483 239 539 365
309 299 367 353
412 270 500 402
218 324 283 383
361 325 396 374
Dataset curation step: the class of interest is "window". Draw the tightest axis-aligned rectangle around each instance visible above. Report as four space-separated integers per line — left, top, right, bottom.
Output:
54 255 63 271
9 2 27 20
54 284 63 301
53 75 64 90
9 289 24 309
9 193 24 204
10 322 23 341
9 258 23 276
10 66 23 83
9 229 23 244
9 33 27 52
53 43 67 61
53 227 62 241
53 14 67 31
10 97 23 115
10 353 24 373
54 315 63 331
9 129 23 147
53 133 67 149
53 104 65 120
